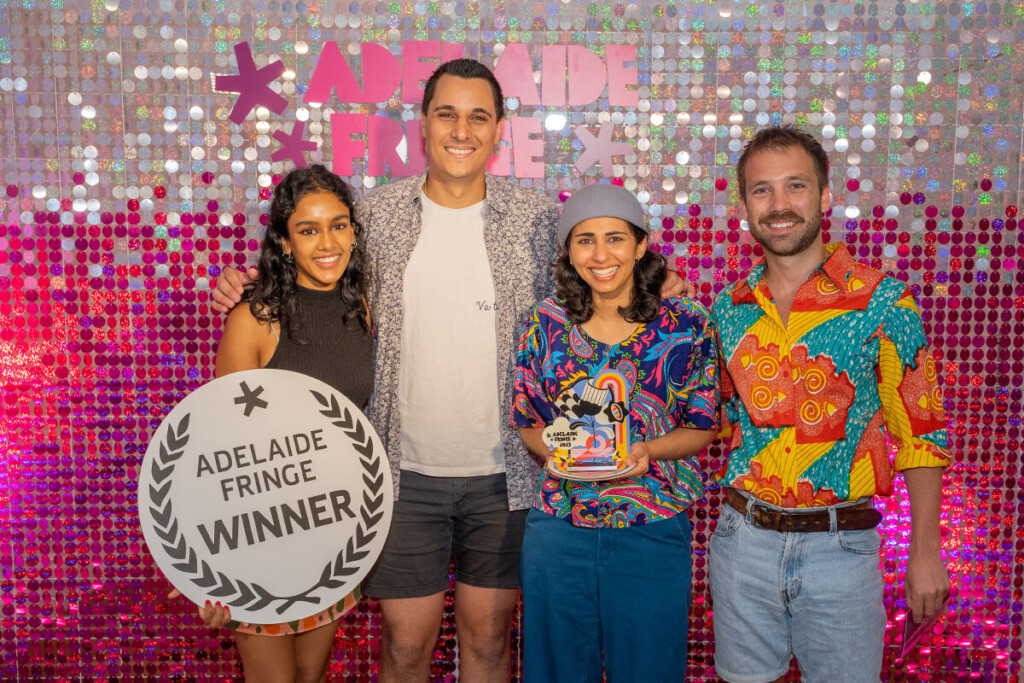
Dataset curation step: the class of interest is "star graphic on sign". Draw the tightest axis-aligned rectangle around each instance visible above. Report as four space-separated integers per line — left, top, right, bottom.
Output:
234 381 269 417
271 122 318 168
574 122 635 176
215 41 288 124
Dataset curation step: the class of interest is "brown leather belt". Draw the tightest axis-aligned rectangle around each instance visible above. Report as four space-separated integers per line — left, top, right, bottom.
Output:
725 488 882 533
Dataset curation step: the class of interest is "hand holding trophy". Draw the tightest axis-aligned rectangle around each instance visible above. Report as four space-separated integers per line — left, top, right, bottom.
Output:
542 370 637 481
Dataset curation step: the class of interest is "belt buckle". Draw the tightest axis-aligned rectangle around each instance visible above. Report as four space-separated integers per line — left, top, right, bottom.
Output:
747 501 776 530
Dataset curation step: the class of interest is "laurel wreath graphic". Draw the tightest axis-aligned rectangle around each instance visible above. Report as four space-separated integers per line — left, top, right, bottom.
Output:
147 390 385 616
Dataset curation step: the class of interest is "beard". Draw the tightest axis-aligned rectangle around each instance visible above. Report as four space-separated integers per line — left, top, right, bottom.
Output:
748 206 823 257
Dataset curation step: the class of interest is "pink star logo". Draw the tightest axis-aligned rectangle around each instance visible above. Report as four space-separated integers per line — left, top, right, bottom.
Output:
215 42 288 124
271 122 319 168
574 122 635 176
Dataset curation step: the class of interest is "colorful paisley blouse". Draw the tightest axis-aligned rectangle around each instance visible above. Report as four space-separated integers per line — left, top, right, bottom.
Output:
511 297 721 528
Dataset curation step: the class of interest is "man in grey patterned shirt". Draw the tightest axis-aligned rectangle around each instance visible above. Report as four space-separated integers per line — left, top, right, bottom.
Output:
215 58 557 682
214 58 686 681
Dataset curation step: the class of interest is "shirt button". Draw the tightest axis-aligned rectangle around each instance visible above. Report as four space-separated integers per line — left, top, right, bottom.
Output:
785 447 791 453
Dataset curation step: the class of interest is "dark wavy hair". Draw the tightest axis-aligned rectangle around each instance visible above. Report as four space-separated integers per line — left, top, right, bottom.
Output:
553 222 667 325
245 164 368 341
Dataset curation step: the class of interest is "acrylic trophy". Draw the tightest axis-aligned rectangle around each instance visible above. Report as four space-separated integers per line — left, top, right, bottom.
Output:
542 369 635 481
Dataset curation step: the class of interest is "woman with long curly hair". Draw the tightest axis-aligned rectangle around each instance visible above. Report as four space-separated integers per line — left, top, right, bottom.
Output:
174 164 372 683
511 183 721 682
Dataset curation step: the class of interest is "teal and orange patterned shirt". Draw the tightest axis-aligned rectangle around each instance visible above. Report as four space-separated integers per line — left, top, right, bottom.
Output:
713 243 950 508
512 297 721 528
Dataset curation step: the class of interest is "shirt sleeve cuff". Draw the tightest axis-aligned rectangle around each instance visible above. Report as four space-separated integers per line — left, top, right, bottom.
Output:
894 440 951 471
678 415 721 431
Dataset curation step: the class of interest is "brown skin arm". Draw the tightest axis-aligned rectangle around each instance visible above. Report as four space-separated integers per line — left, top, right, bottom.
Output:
519 426 553 462
167 304 277 625
621 426 717 477
215 304 277 376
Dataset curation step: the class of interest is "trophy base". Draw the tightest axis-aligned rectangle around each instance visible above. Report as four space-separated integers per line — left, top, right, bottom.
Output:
546 458 637 482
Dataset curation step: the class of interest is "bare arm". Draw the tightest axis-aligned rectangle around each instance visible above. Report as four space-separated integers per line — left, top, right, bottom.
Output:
215 304 271 377
168 305 274 624
903 466 950 622
624 426 717 478
216 304 280 377
518 426 551 460
640 426 717 462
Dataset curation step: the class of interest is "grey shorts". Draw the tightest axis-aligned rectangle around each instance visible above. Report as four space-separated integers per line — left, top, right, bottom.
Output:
362 471 528 599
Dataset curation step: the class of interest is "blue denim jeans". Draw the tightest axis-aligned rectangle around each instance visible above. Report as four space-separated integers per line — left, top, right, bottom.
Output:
520 508 693 682
709 499 886 683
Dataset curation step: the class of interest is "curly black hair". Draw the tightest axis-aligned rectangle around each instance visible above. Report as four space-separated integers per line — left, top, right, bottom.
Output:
553 222 667 325
245 164 369 341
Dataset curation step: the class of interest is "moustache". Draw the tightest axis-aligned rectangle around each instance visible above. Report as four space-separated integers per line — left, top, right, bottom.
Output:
759 213 804 226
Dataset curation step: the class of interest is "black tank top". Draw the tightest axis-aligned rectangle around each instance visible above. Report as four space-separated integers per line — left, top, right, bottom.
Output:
265 285 374 408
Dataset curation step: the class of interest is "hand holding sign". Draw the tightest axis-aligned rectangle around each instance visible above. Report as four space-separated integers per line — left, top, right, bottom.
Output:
139 369 393 625
167 588 233 628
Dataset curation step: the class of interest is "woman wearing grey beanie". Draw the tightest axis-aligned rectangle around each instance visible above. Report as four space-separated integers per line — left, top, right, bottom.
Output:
510 183 722 682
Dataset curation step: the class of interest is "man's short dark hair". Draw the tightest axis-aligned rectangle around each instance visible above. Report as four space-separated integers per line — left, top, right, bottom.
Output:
421 58 505 121
736 126 830 199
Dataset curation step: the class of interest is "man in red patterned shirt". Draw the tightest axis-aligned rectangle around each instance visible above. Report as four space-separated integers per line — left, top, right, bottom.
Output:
710 126 951 683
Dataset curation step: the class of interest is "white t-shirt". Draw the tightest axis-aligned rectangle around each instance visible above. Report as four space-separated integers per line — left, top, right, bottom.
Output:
397 193 505 476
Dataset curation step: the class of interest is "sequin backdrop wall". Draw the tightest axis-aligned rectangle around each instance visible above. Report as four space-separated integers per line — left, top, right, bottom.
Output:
0 0 1022 680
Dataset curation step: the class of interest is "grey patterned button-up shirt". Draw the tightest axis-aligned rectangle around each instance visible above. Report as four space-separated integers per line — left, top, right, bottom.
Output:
356 174 559 510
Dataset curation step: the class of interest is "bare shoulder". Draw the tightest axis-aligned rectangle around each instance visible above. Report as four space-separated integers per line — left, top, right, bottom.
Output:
218 302 277 375
223 302 265 335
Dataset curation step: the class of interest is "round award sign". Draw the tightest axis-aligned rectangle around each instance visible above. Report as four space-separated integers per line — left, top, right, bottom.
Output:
138 369 392 625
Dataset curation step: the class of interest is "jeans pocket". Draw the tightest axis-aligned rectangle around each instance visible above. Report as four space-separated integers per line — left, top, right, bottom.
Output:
669 513 692 544
838 527 882 555
712 505 743 538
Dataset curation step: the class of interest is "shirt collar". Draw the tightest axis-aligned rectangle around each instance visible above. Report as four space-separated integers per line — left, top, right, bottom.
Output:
731 242 854 305
401 173 505 213
484 174 509 214
395 173 427 210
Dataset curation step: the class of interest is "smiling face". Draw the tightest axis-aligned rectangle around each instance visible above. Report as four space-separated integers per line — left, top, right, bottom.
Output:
740 145 831 258
421 74 503 199
567 217 648 306
282 190 355 291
